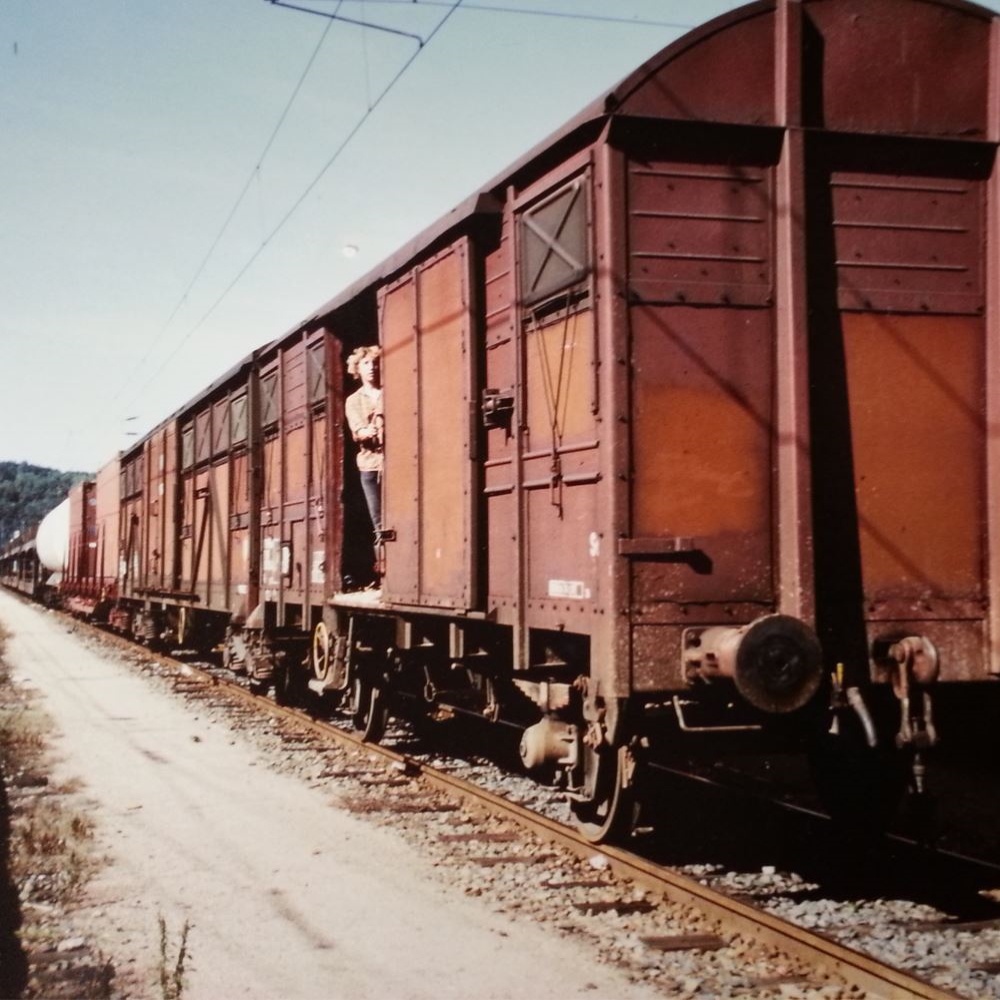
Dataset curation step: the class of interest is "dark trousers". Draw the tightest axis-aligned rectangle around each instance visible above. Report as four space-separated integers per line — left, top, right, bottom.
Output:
360 470 382 535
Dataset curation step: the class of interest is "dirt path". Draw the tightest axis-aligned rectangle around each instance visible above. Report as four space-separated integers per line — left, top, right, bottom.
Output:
0 590 666 1000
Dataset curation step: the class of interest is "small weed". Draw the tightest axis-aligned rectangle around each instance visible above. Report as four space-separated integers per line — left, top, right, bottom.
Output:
76 955 117 999
157 915 192 1000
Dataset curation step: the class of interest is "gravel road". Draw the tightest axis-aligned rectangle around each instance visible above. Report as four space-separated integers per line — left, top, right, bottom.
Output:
0 589 667 1000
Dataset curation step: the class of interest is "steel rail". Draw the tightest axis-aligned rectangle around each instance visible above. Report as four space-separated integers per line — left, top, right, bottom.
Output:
79 621 963 1000
649 758 1000 879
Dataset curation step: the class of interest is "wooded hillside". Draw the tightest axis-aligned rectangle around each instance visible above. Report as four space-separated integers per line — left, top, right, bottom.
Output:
0 462 91 544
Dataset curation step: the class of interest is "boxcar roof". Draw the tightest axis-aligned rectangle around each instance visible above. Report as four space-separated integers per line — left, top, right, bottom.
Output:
136 0 1000 450
291 0 998 336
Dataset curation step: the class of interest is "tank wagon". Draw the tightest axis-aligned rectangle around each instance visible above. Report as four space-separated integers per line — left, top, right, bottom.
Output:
10 0 1000 841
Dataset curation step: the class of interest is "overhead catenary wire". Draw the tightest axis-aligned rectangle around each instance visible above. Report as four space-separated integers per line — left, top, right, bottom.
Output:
267 0 426 45
121 0 464 415
112 7 341 407
311 0 694 31
118 0 697 421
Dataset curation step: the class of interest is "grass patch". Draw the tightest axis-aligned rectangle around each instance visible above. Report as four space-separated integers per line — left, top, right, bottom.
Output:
0 621 115 998
9 798 96 899
0 705 51 754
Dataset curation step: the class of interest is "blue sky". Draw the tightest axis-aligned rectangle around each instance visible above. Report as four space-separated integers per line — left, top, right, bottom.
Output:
1 0 997 473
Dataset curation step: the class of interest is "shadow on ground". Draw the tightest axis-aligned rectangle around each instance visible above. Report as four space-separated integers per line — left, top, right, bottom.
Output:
0 757 28 998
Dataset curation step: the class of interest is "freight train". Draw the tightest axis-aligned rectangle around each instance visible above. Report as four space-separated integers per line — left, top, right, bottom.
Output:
5 0 1000 842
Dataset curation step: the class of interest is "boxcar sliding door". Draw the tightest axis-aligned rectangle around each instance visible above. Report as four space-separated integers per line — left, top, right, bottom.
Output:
379 239 478 610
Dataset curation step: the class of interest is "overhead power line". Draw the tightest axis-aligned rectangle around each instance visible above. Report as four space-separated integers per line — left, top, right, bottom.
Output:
308 0 694 30
120 0 689 420
121 0 465 414
266 0 427 44
113 8 340 408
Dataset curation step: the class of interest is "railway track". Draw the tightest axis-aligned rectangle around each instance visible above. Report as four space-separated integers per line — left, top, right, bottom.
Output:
62 617 997 1000
640 758 1000 921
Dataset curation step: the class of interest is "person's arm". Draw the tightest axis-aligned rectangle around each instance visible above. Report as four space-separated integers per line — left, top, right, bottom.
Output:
346 394 378 444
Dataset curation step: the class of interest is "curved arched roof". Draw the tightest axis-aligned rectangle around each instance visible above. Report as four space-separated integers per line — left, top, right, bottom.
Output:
296 0 998 336
605 0 995 137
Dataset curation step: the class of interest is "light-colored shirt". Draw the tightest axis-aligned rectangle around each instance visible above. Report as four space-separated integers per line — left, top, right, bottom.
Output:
345 386 383 472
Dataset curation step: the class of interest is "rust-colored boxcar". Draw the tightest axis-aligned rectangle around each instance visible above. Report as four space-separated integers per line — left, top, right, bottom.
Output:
74 0 1000 842
61 479 99 616
88 456 121 620
115 329 346 693
295 0 1000 838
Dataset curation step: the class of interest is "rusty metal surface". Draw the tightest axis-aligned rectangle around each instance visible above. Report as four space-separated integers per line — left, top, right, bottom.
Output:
844 313 984 602
628 303 774 609
483 221 517 614
78 0 1000 699
228 450 251 614
123 330 326 626
417 246 473 604
381 242 476 610
611 4 776 126
65 480 95 591
143 425 178 598
828 154 987 316
807 135 992 682
522 308 601 609
206 462 230 607
93 458 119 598
611 5 998 688
627 153 774 307
249 332 330 628
811 310 987 683
802 0 990 138
619 134 781 682
380 275 419 604
144 430 164 594
772 119 814 625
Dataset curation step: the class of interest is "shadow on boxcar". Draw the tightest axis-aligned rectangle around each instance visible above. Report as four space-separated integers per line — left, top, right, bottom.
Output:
802 135 998 838
805 136 870 689
799 133 912 835
914 682 1000 865
634 744 1000 920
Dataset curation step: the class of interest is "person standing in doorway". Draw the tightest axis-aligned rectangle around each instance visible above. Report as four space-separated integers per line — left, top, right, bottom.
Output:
345 346 384 560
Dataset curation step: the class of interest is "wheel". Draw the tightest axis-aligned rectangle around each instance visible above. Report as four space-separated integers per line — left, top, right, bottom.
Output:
222 630 245 674
312 621 331 682
274 661 307 707
245 649 270 695
247 676 269 696
352 674 388 743
571 743 635 844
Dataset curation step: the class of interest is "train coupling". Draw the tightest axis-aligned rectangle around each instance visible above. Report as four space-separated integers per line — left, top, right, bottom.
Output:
886 636 939 752
682 614 823 713
827 664 877 748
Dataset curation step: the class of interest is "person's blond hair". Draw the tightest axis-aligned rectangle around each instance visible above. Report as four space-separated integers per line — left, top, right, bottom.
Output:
346 344 382 379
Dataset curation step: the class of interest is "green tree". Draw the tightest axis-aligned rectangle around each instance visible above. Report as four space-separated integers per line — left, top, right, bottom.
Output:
0 462 91 544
